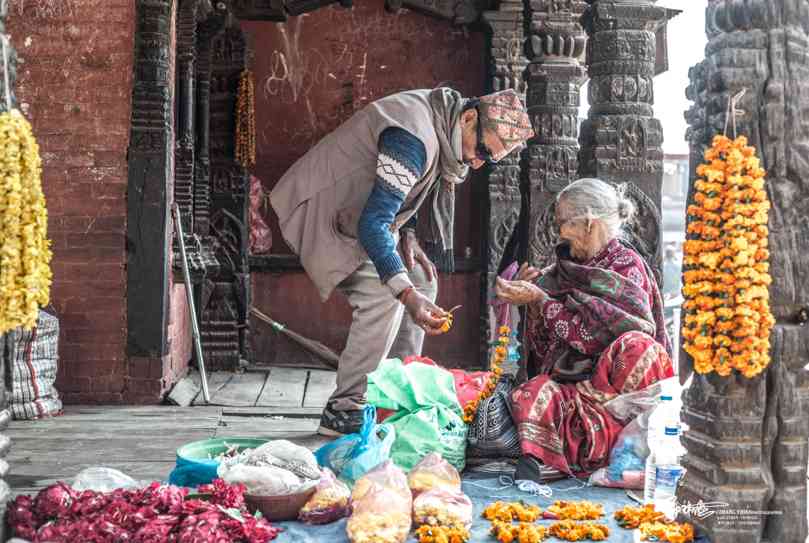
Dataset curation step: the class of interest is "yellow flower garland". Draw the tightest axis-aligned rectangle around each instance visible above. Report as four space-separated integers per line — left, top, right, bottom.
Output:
0 109 51 334
235 69 256 168
682 135 774 378
462 325 509 423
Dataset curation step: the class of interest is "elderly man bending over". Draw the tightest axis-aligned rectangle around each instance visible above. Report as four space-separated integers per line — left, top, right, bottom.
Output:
271 87 534 436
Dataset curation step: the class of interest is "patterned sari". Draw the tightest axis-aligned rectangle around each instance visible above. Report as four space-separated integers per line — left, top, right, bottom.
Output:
511 240 674 476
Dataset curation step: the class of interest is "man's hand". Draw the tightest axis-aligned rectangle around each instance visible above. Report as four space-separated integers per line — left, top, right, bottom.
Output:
495 276 545 306
402 289 447 335
400 229 437 282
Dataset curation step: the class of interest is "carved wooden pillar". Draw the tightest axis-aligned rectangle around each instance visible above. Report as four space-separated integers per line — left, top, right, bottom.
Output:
197 18 251 371
579 0 666 276
525 0 587 270
480 0 527 362
127 0 174 357
175 0 199 233
681 2 809 542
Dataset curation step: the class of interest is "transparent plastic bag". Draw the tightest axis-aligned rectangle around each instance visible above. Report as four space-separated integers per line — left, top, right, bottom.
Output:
407 452 461 496
315 405 395 486
602 377 676 424
412 487 473 529
346 460 412 543
589 411 651 489
299 468 351 525
71 467 140 493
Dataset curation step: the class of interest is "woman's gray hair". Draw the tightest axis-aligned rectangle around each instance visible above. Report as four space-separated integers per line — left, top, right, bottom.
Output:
556 178 635 238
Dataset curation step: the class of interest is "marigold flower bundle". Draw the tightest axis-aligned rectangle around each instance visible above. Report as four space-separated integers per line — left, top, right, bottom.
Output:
0 109 52 334
462 325 509 423
235 69 256 167
682 134 774 378
415 524 470 543
547 519 609 541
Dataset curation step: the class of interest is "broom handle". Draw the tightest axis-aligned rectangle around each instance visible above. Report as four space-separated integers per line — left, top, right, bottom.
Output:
173 203 210 403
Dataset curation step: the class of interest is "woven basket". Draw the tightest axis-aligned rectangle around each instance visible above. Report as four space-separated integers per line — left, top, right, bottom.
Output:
245 487 316 521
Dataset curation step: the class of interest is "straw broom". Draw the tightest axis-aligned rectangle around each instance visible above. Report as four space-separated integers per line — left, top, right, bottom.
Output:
250 307 339 369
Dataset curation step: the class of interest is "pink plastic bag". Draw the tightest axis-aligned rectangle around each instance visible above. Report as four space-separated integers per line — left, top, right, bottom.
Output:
413 487 473 529
407 452 461 497
249 176 272 254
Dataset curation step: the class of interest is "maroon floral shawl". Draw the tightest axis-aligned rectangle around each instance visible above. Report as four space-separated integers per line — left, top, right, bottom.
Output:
528 239 671 382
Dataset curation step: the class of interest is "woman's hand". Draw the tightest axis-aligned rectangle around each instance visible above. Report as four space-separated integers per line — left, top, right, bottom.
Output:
495 276 545 306
515 262 541 282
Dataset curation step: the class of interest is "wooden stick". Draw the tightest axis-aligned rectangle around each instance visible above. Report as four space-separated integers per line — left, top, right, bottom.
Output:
250 307 339 370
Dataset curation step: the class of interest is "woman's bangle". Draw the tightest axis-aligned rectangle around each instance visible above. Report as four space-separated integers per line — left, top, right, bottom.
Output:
397 286 415 305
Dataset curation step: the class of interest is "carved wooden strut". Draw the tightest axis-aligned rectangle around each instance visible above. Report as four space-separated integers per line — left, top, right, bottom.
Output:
681 2 809 542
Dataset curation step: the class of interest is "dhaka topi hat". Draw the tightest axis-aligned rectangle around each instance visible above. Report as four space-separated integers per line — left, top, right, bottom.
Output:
478 89 534 155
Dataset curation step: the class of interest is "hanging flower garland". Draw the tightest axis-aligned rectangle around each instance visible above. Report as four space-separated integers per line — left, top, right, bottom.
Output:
235 69 256 168
462 325 508 423
681 134 774 378
0 109 52 334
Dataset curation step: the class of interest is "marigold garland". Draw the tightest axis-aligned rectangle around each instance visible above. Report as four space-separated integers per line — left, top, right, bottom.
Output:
639 521 695 543
613 504 666 529
462 325 509 423
548 520 610 541
682 134 774 378
0 109 52 334
614 505 695 543
482 501 542 523
543 500 603 521
235 69 256 168
489 520 548 543
415 524 470 543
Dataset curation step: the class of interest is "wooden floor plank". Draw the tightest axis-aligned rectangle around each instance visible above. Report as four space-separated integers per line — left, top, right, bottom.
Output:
302 369 336 408
191 372 235 406
207 371 266 407
256 367 308 407
222 406 322 418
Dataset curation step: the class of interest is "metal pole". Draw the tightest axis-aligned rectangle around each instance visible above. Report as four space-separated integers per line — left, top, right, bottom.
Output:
172 203 210 403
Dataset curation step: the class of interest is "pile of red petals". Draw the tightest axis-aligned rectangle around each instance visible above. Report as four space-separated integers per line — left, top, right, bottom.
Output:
8 478 281 542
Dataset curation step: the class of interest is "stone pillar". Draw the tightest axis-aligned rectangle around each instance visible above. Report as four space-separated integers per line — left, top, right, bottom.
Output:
480 0 527 363
579 0 666 276
681 1 809 542
524 0 587 270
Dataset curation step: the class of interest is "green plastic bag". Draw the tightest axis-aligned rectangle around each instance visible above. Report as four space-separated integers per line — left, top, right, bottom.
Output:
367 359 467 471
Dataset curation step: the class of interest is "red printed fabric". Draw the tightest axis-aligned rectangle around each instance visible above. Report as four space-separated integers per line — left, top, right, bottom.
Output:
512 239 673 476
526 239 671 381
512 331 673 476
249 176 273 254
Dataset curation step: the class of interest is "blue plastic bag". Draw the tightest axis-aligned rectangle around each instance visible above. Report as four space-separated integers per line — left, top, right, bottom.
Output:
314 404 395 486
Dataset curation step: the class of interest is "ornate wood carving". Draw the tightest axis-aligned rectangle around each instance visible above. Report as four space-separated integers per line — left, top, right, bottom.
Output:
525 0 587 270
176 0 200 234
680 2 809 542
127 0 174 357
479 0 527 362
385 0 481 25
579 0 665 277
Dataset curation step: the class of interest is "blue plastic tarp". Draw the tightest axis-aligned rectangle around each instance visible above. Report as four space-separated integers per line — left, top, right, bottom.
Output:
272 475 709 542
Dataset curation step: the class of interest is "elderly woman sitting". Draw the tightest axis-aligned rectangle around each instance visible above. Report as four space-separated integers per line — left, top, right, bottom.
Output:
495 178 674 477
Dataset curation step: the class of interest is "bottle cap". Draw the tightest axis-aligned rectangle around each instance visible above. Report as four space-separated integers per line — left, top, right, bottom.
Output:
660 395 673 401
664 426 679 436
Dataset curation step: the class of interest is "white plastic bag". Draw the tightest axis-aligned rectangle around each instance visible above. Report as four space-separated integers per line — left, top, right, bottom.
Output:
71 467 140 493
589 410 651 489
602 377 678 424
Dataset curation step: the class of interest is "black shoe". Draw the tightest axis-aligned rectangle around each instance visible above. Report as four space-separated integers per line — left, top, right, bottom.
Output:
514 455 567 483
317 405 364 437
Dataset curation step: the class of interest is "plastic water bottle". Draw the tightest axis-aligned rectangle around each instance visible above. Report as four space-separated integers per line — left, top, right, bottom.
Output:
652 425 685 519
643 392 682 504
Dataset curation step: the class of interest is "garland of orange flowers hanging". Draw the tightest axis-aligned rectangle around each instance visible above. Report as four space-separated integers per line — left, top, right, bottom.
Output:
462 325 508 423
681 133 774 378
235 69 256 168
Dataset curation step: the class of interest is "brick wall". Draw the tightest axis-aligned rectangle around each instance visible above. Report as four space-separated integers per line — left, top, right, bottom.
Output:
7 0 136 402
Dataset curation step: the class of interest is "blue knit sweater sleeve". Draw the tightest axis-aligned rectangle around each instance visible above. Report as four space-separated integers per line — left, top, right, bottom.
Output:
358 127 427 283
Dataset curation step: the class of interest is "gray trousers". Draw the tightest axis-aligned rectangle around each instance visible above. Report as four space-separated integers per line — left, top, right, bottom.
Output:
329 261 438 411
